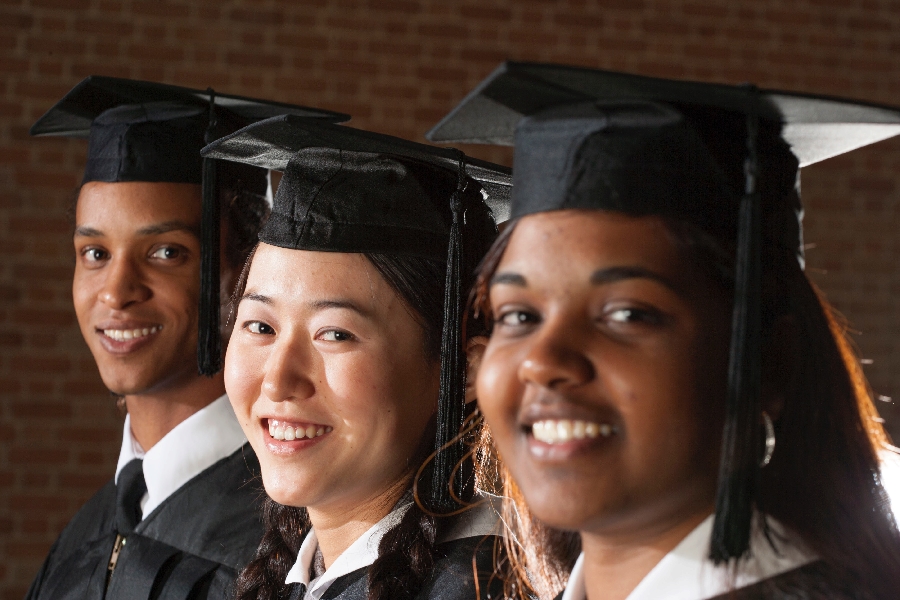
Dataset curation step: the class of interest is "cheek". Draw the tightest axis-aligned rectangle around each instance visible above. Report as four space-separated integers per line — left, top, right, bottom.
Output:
475 343 522 450
224 341 264 422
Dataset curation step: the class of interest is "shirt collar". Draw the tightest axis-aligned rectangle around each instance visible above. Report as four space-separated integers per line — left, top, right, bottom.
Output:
561 514 816 600
284 497 501 599
285 501 413 599
114 394 248 518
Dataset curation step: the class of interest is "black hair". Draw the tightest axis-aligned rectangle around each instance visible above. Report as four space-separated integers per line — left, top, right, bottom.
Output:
233 188 498 600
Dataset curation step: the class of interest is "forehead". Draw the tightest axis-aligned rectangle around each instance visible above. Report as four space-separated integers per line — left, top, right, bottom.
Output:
75 181 202 229
499 209 685 281
245 244 397 312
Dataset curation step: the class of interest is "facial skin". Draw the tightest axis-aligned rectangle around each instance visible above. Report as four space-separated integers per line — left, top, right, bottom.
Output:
73 181 232 448
477 210 732 545
226 244 440 562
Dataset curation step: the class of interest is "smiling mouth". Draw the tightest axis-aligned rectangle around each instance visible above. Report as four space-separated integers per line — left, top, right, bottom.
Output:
531 419 618 444
267 419 332 441
101 325 162 342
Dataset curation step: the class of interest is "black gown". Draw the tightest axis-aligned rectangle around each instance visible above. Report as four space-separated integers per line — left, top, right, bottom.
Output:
25 444 264 600
287 535 504 600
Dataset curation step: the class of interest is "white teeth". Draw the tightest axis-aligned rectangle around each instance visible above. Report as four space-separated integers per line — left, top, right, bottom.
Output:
532 419 617 444
103 325 161 341
267 420 331 441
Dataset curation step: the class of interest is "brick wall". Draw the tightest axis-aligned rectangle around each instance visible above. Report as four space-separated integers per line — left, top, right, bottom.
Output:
2 0 899 596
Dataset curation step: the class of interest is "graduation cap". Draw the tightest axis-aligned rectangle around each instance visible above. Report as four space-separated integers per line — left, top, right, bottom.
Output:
202 115 511 512
31 76 349 376
427 62 900 560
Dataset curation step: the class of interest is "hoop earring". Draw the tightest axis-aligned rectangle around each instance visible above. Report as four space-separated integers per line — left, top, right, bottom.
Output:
760 411 776 467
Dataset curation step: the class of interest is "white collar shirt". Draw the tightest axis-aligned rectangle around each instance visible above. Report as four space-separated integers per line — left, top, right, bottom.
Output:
560 514 816 600
285 499 500 600
114 393 248 519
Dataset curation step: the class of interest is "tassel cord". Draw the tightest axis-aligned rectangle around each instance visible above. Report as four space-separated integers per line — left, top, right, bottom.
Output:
710 97 763 562
198 88 222 376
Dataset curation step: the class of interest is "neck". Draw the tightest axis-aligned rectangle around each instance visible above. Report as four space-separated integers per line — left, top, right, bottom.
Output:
307 474 411 570
125 371 226 450
580 507 711 600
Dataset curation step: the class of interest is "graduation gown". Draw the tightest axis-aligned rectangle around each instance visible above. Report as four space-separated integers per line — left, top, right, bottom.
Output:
25 445 264 600
287 535 504 600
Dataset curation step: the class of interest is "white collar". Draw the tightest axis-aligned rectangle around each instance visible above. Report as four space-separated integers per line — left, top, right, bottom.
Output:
285 498 501 600
114 394 248 518
561 514 816 600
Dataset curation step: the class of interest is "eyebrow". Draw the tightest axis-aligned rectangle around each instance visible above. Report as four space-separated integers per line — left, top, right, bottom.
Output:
238 294 372 317
73 220 200 238
240 292 272 305
590 266 678 291
489 272 527 288
489 266 679 292
308 298 372 317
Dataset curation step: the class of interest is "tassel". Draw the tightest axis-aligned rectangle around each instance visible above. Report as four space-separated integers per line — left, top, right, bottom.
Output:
429 151 469 512
198 88 222 376
710 90 762 562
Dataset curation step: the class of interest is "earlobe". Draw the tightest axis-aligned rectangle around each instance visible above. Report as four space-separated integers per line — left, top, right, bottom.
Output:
465 336 488 403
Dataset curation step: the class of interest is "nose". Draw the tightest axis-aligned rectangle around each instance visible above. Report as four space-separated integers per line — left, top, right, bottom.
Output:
261 334 316 403
518 317 594 390
98 256 151 309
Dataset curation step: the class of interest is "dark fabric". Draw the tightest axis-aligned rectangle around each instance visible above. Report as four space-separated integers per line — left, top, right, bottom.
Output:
83 102 208 184
24 444 264 600
116 458 147 536
260 147 481 258
511 99 802 260
305 535 504 600
426 61 900 168
706 560 863 599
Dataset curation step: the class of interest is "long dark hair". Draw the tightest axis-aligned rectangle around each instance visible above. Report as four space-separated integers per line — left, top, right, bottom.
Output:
233 194 497 600
470 216 900 600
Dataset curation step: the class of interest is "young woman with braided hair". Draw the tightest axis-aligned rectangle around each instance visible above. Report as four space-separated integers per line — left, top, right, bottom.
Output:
201 116 510 600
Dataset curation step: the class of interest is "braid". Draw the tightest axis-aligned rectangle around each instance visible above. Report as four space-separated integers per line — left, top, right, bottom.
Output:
367 501 440 600
234 497 310 600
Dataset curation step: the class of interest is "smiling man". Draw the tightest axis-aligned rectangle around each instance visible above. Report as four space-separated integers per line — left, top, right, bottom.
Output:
25 77 347 600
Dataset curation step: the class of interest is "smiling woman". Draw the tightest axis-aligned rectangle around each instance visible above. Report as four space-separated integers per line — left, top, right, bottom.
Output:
430 63 900 600
202 117 510 600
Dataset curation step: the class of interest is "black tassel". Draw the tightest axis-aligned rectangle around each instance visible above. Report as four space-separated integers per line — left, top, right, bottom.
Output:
198 88 222 376
429 151 468 513
710 91 762 562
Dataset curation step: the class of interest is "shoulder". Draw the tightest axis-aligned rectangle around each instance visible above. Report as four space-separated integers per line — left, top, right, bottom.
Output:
417 535 504 600
709 560 864 600
46 477 117 563
25 479 117 600
137 443 265 570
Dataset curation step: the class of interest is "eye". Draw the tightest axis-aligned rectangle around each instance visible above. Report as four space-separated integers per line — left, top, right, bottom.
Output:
245 321 275 335
496 309 540 328
81 247 109 262
605 306 665 326
150 246 182 260
318 329 354 342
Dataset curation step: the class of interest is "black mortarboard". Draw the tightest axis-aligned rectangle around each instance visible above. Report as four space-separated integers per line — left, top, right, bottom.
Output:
203 115 511 512
428 62 900 560
31 76 349 376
